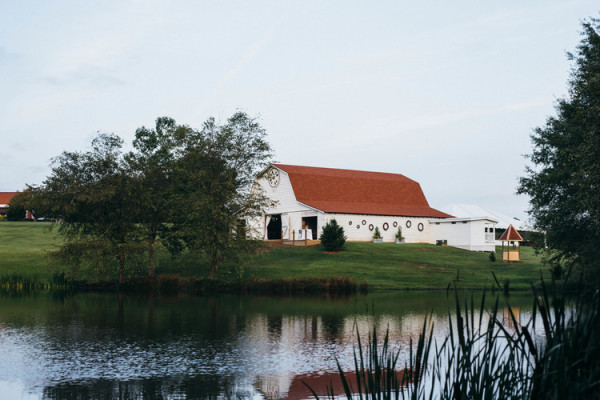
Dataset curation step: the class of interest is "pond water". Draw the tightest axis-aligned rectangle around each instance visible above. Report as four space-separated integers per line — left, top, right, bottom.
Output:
0 291 536 399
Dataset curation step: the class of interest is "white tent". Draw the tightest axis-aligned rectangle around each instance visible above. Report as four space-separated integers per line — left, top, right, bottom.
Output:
440 204 530 231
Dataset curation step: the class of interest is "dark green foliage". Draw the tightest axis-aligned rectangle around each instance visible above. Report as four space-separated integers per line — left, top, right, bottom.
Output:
35 112 272 282
41 134 140 283
489 251 496 262
495 229 545 247
166 112 273 278
320 219 346 251
518 18 600 285
6 190 30 221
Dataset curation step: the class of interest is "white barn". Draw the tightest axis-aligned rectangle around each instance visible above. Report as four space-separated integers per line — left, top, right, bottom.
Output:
250 164 496 251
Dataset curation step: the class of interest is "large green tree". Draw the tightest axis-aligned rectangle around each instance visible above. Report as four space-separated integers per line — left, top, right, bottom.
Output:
42 134 140 283
125 117 193 277
518 18 600 282
170 112 273 279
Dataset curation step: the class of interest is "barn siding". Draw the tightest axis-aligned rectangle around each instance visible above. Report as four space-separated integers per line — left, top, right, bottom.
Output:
321 214 440 243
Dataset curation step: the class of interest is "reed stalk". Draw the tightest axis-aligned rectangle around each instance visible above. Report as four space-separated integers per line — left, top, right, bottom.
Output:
307 275 600 400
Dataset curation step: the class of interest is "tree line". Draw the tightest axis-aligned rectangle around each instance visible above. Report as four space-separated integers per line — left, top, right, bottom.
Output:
11 112 273 282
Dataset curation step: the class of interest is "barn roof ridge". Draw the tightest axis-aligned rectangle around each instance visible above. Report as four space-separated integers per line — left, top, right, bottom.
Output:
270 164 452 219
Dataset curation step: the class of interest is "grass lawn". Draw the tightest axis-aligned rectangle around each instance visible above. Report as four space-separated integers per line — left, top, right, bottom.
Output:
0 221 547 290
0 221 63 280
244 242 546 290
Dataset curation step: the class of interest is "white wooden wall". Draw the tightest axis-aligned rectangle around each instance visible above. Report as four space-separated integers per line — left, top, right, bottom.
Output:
430 220 496 251
320 214 438 243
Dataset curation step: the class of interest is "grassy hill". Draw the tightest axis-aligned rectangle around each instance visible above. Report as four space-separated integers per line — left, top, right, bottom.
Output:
0 221 547 290
241 242 545 290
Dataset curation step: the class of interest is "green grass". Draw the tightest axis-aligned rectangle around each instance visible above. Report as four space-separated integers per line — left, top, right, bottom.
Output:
0 221 547 289
244 242 545 290
0 221 62 280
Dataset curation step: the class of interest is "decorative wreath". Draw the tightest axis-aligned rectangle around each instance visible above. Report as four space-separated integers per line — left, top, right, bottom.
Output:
406 220 412 228
418 223 424 232
349 221 352 225
356 224 360 229
383 222 389 231
393 221 398 227
369 224 374 231
362 220 366 225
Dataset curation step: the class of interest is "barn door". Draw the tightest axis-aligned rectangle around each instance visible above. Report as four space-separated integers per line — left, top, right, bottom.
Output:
267 214 282 240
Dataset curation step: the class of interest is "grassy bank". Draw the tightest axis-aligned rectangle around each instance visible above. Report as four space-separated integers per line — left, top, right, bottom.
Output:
0 221 547 290
241 242 545 290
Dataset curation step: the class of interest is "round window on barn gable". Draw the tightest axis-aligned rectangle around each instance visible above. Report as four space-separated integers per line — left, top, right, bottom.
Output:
383 222 389 231
406 220 412 228
393 221 398 228
349 221 352 226
369 224 374 231
362 220 366 225
356 224 360 229
418 223 424 232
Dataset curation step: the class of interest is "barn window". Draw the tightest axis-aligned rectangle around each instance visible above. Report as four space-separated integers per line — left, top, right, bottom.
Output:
406 220 412 228
369 224 374 231
349 221 352 226
383 222 389 231
418 223 424 231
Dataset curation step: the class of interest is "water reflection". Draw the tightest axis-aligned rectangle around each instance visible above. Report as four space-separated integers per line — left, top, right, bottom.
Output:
0 291 536 399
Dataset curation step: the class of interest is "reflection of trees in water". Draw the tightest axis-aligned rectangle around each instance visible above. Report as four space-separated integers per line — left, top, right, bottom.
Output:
42 375 253 400
320 314 344 340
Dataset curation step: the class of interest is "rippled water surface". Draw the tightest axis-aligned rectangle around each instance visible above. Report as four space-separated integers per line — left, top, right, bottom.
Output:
0 291 536 399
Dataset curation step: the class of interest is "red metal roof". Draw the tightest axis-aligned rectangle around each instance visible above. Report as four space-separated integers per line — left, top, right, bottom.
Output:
273 164 452 218
499 224 524 241
0 192 17 205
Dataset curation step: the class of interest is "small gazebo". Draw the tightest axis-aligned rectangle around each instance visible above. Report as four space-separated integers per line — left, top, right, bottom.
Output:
499 224 524 262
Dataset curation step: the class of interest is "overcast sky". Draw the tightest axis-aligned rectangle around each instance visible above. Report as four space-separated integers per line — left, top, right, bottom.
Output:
1 1 598 222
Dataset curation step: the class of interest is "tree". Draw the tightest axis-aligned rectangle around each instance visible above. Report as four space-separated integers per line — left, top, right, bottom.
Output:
170 112 273 278
125 117 193 277
518 18 600 283
6 189 30 221
42 133 140 283
320 219 346 251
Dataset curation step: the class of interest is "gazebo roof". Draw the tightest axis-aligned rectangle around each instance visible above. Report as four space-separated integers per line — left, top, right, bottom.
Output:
499 224 524 241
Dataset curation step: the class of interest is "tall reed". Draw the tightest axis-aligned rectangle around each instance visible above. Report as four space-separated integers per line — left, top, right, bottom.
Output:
307 275 600 399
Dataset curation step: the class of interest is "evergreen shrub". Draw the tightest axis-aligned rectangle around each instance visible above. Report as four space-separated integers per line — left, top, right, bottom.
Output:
319 219 346 252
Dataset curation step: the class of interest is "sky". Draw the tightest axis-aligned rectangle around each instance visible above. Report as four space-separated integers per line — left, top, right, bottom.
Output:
1 1 598 222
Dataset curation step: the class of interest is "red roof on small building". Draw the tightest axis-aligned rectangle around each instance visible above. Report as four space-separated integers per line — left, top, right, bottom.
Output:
0 192 17 206
499 224 524 241
273 164 452 218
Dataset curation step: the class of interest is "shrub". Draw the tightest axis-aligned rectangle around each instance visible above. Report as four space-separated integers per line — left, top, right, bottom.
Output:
395 226 403 240
373 226 381 239
320 219 346 251
489 251 496 262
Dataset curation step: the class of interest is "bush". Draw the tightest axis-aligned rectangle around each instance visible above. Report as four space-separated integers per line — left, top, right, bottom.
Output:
319 219 346 251
489 251 496 262
395 226 403 240
373 226 381 239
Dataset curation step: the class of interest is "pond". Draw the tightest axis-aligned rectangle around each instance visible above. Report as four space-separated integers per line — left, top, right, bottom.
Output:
0 291 537 399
